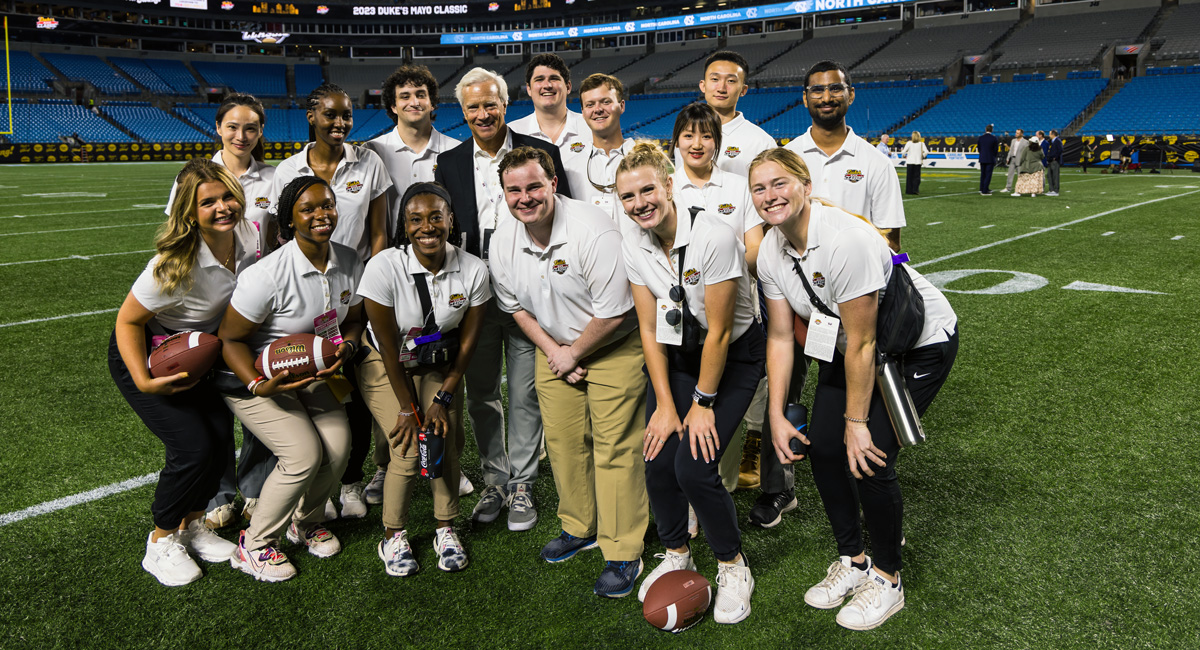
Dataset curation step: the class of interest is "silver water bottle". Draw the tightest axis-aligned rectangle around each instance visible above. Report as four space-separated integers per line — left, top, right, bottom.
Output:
876 353 925 447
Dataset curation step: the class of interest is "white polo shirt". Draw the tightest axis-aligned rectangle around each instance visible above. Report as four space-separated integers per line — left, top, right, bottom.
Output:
272 143 392 262
623 202 757 341
131 219 261 335
509 109 586 165
472 130 514 242
563 138 639 237
363 126 461 237
671 166 763 243
490 195 636 347
716 112 778 177
165 150 275 247
784 127 906 230
757 201 956 352
357 243 492 340
230 239 364 354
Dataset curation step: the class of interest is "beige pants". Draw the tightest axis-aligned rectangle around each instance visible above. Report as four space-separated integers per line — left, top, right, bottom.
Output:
536 334 648 561
225 382 351 551
357 347 463 530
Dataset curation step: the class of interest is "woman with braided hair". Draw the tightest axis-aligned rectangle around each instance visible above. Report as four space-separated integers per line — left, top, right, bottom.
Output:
219 175 365 582
271 83 393 519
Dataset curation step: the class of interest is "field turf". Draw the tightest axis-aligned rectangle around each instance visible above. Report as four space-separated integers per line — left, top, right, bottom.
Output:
1 162 1197 649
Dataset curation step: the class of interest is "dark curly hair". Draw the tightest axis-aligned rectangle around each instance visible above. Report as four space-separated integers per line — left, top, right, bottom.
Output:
273 175 334 242
525 53 571 90
305 82 351 143
382 65 440 123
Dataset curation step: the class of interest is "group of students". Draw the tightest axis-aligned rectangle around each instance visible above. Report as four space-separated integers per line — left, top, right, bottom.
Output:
111 52 958 632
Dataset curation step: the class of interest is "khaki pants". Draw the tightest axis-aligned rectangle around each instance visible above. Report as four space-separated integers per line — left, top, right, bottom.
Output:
225 382 351 551
536 334 648 561
357 346 463 530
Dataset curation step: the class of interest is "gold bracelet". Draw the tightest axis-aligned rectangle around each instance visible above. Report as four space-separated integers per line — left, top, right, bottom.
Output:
843 414 869 424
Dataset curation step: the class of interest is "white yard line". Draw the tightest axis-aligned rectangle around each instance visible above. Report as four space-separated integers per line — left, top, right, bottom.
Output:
0 249 154 267
0 222 160 237
0 308 118 329
0 206 165 220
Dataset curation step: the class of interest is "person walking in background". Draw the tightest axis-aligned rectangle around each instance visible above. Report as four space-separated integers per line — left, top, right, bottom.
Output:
1081 139 1098 173
976 124 999 196
1013 134 1045 197
1000 129 1026 193
900 132 929 195
1045 130 1062 196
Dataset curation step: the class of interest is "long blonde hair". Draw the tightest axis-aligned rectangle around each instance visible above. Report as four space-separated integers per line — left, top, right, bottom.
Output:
154 158 245 295
747 147 887 239
616 140 673 185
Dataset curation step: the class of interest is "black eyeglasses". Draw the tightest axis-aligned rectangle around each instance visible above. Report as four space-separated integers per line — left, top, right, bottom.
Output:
806 83 850 97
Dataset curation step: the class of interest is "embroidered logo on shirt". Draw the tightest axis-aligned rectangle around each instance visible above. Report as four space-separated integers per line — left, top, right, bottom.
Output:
811 272 826 288
570 142 585 153
844 169 864 183
432 164 438 172
449 293 467 309
552 259 569 274
717 203 735 215
340 289 352 305
684 268 701 285
723 146 741 158
255 197 271 209
346 180 363 194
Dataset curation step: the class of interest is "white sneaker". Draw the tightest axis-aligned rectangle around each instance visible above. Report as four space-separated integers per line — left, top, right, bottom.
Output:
638 548 697 602
804 556 871 609
713 557 754 624
179 518 237 562
1011 193 1022 197
365 467 387 505
687 505 699 539
142 532 202 587
230 530 296 582
339 482 367 519
434 526 469 572
1046 191 1059 196
205 503 237 530
836 568 905 631
998 188 1010 193
378 530 419 577
459 473 475 497
324 497 338 521
242 497 258 521
286 522 342 558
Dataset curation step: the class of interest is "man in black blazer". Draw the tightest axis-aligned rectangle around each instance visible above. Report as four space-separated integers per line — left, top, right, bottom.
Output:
435 71 571 260
977 124 999 196
1045 130 1063 196
433 67 572 532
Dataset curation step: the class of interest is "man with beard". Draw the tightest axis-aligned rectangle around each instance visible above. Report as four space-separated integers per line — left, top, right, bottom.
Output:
435 67 572 533
783 60 905 252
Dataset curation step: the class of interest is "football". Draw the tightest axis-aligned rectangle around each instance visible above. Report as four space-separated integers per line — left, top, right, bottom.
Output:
642 569 712 634
148 331 223 379
793 312 808 346
255 333 340 381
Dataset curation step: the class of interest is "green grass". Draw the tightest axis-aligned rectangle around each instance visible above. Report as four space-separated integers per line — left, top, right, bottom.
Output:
2 162 1198 649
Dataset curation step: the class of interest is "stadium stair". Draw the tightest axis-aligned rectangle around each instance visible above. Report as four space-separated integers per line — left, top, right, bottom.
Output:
851 30 906 72
1137 2 1175 46
1063 77 1122 137
94 106 142 142
286 65 297 99
184 61 209 93
31 52 68 93
888 84 958 137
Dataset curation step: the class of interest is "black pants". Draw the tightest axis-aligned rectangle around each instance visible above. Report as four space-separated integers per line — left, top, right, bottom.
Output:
979 163 995 194
808 328 958 574
905 164 922 195
645 327 765 561
340 350 375 485
108 331 234 531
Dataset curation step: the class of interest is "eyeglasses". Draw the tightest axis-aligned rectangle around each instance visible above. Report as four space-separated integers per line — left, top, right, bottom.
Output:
806 83 850 97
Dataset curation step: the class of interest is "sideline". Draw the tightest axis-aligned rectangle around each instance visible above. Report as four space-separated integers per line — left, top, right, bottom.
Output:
0 308 118 329
0 249 153 267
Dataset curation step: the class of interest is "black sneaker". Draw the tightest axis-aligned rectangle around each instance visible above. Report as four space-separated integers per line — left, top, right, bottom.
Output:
748 489 797 528
540 530 599 563
594 559 643 598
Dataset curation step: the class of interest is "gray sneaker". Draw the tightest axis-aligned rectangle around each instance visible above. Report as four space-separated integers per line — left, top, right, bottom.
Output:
506 483 538 531
471 484 507 524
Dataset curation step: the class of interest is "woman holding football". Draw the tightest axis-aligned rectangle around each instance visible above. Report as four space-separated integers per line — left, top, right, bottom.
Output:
218 175 364 582
110 157 258 586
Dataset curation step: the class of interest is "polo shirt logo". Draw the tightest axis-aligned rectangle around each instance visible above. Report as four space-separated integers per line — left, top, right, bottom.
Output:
570 142 585 153
552 259 569 274
346 180 363 194
844 169 864 183
717 203 735 215
449 293 466 309
684 268 701 285
340 289 352 304
811 271 826 288
724 146 741 158
255 197 271 209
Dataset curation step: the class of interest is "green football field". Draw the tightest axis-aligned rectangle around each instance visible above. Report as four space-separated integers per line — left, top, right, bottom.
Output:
1 161 1197 649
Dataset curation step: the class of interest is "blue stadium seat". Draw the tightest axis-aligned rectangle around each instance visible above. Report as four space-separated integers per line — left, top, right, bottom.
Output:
102 105 209 143
41 53 139 95
1078 73 1200 136
762 83 946 139
4 51 57 93
295 65 325 99
903 78 1107 136
8 102 133 143
192 61 287 98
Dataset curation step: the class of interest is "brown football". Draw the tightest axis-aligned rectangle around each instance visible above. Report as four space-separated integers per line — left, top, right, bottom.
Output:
254 333 339 381
642 569 711 634
148 331 222 378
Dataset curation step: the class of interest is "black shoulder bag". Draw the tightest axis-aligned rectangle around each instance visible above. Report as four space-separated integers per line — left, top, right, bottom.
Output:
671 206 707 353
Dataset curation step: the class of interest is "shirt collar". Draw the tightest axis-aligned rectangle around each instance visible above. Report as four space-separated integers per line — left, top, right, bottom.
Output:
212 149 265 182
517 195 569 253
296 142 356 174
800 126 860 160
294 239 341 276
391 126 451 156
472 129 513 161
589 137 633 160
637 198 695 255
724 112 746 132
402 242 460 277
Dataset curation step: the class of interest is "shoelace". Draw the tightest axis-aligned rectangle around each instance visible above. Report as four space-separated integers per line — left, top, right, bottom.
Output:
508 487 532 511
845 578 885 611
817 561 854 591
438 530 464 554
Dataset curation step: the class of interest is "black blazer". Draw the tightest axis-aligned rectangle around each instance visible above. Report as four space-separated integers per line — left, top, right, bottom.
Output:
434 129 573 258
977 132 999 165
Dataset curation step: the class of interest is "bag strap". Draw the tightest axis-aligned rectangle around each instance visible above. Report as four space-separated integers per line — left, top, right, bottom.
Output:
676 206 704 286
408 256 438 335
791 257 837 319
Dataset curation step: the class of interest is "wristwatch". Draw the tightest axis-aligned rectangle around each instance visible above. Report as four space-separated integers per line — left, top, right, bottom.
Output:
433 390 454 407
692 387 716 409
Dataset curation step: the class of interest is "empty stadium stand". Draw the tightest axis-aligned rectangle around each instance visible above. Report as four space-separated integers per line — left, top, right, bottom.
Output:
989 7 1159 69
41 53 139 95
144 59 201 95
100 103 208 143
1078 71 1200 135
853 19 1014 77
7 101 134 144
108 57 175 96
1153 2 1200 63
650 40 793 91
5 51 57 93
192 61 288 98
567 50 647 88
613 43 716 91
762 81 946 139
903 78 1108 136
753 30 896 84
294 64 326 99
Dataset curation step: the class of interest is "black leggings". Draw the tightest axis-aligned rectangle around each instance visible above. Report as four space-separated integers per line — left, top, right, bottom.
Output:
808 328 958 574
108 331 234 531
905 164 922 195
644 327 765 561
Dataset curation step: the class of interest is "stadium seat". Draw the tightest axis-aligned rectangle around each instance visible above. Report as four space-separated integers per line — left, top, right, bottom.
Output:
41 53 139 96
903 78 1107 136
